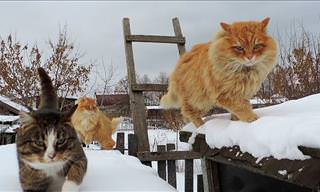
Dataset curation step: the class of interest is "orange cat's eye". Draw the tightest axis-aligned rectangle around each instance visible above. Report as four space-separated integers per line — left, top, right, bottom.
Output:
253 44 265 50
232 46 245 53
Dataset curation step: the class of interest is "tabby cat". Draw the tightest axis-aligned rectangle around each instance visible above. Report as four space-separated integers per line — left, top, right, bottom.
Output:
71 97 122 150
16 68 87 192
160 18 278 127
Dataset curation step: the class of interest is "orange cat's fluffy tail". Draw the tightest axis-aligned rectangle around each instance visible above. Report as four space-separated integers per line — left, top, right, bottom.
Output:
111 117 123 133
160 90 180 109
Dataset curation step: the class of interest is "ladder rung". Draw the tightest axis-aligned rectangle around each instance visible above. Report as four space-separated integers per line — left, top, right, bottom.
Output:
126 35 185 44
132 83 168 92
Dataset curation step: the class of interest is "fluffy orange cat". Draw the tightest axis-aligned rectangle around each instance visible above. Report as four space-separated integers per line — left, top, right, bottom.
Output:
161 18 278 128
71 97 122 150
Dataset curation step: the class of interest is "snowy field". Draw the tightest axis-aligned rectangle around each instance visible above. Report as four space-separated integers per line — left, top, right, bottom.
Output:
0 144 176 191
185 93 320 160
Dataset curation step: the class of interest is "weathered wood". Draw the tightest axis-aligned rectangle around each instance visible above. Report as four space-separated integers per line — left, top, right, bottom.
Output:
157 145 167 181
197 174 204 192
299 146 320 159
185 159 194 192
172 17 186 56
123 18 150 154
128 134 138 157
201 158 215 192
126 35 185 44
115 132 125 154
211 161 221 192
138 151 202 161
131 83 168 92
167 143 177 188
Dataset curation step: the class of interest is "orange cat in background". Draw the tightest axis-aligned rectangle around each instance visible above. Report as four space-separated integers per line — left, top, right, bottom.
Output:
161 18 278 127
71 97 122 150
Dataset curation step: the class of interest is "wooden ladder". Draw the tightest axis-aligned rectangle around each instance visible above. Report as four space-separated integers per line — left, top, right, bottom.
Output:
122 17 186 156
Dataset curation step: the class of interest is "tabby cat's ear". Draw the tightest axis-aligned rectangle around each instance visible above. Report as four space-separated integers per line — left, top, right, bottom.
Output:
62 104 78 122
220 22 231 33
260 17 270 31
20 112 35 125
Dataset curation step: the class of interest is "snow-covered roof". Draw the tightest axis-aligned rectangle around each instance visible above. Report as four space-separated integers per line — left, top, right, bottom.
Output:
0 95 29 112
0 124 19 133
0 115 19 123
184 93 320 160
0 144 175 191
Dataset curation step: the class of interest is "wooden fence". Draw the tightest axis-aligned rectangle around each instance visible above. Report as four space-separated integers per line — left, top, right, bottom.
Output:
115 132 203 192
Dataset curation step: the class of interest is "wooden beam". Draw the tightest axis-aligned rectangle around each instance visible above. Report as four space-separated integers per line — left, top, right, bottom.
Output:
299 146 320 159
131 83 168 92
126 35 185 44
157 145 167 181
138 151 202 161
167 144 177 188
172 17 186 56
123 18 150 153
201 157 216 192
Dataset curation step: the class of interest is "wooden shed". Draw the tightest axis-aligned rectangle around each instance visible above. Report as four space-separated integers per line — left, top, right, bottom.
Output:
180 131 320 192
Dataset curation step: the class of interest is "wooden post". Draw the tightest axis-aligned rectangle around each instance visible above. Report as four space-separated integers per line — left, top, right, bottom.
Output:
197 174 204 192
185 159 194 192
123 18 150 154
172 17 186 56
116 132 125 154
201 158 216 192
128 134 138 157
167 143 177 188
157 145 167 181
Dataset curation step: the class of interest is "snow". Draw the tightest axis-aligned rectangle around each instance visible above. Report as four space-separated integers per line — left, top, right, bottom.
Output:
0 95 29 112
0 115 19 122
183 93 320 160
278 170 287 176
0 144 176 191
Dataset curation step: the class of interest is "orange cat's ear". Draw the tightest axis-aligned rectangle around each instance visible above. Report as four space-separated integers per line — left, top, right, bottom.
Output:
220 22 231 33
260 17 270 31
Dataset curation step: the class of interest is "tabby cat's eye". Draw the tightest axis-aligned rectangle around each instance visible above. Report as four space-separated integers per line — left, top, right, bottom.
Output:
56 137 66 145
254 44 265 50
233 46 244 52
34 140 45 147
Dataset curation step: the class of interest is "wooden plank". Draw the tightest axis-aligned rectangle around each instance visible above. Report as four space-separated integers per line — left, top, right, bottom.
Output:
185 159 194 192
115 132 125 154
197 174 204 192
299 146 320 159
201 158 215 192
138 151 202 161
211 161 221 192
126 35 185 44
123 18 150 154
172 17 186 56
131 83 168 92
128 134 138 157
157 145 167 181
167 143 177 188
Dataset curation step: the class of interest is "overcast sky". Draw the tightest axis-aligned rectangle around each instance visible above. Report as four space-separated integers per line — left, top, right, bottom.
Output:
0 1 320 96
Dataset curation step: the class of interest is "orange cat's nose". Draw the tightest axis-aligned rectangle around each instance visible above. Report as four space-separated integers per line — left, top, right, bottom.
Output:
246 54 254 60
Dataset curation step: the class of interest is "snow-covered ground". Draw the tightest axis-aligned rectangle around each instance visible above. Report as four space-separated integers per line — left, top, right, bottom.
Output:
184 93 320 160
110 129 202 192
0 144 175 191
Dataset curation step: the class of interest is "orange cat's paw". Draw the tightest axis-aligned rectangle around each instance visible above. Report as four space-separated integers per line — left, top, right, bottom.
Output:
243 114 258 122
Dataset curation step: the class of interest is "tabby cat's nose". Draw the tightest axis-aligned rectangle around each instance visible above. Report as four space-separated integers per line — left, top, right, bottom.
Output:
48 152 56 159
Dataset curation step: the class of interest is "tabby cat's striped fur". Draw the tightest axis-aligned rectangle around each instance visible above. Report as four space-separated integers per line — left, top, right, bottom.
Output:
16 68 87 192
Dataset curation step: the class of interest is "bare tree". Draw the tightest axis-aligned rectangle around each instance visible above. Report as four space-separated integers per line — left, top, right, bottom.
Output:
257 23 320 102
0 29 92 108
